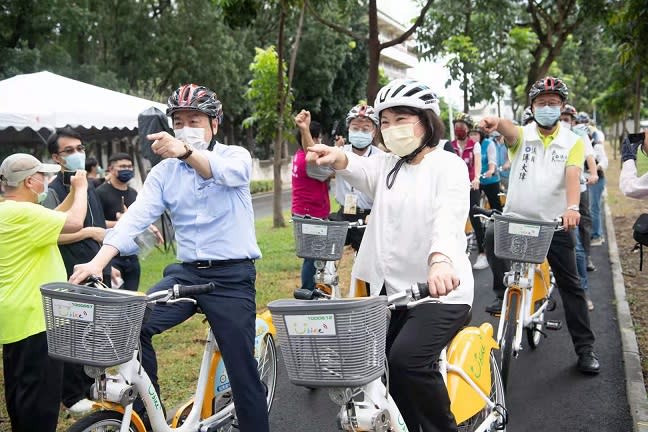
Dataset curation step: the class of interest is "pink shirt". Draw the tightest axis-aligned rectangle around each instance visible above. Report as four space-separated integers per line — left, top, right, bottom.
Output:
291 149 330 218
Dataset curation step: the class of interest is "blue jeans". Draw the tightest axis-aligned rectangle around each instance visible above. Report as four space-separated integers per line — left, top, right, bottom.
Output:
301 258 316 291
138 261 269 432
575 230 589 293
589 177 606 239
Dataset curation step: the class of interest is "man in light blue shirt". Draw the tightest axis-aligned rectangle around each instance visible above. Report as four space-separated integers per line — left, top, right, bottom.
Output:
70 84 268 432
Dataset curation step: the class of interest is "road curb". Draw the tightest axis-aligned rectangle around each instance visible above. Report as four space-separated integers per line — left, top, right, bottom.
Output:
605 201 648 432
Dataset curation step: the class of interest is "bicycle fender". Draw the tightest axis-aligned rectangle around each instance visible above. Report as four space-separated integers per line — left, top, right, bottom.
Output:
89 401 147 432
531 260 552 312
446 322 499 424
259 310 277 337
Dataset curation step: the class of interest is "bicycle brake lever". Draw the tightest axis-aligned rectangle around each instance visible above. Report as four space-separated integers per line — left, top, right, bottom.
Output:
164 298 197 305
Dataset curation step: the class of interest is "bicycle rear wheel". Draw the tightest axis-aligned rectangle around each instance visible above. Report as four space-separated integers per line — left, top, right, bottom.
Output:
68 410 140 432
457 353 507 432
500 291 519 392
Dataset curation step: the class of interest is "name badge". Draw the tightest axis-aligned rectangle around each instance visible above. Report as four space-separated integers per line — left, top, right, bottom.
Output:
344 193 358 214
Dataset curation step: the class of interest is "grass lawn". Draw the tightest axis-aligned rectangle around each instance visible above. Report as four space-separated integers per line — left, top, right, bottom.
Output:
0 210 355 431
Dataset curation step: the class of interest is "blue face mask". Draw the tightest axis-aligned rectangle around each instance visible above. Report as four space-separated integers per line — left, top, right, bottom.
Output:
30 177 48 204
348 131 373 149
62 152 86 171
534 106 561 128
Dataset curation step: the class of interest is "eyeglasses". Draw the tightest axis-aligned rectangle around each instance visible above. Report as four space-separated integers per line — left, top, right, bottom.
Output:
57 145 86 156
533 101 562 108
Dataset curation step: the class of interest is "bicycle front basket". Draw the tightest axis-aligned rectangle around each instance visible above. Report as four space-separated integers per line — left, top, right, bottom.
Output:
292 217 349 260
268 296 388 388
40 283 147 367
492 214 557 264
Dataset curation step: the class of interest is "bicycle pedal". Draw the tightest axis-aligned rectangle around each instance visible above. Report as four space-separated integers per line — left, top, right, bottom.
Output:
545 320 563 331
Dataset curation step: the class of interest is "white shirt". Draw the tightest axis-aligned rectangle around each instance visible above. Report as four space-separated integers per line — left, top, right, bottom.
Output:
620 160 648 199
334 144 383 209
505 123 583 222
336 148 474 306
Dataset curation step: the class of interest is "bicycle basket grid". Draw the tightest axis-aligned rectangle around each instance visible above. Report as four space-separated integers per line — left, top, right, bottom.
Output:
40 283 147 367
268 296 387 387
493 214 556 264
292 217 349 260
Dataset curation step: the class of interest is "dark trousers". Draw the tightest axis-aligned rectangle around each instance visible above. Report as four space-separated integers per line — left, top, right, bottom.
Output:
111 254 141 291
3 332 63 432
579 189 592 255
138 261 269 432
330 207 370 252
480 182 503 212
468 188 485 253
300 258 316 291
485 225 595 355
387 302 471 432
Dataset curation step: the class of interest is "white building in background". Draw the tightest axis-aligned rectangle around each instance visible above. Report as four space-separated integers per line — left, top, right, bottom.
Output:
377 8 419 80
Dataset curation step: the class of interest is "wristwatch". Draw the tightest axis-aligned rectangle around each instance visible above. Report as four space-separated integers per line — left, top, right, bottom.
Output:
566 204 580 212
177 143 193 160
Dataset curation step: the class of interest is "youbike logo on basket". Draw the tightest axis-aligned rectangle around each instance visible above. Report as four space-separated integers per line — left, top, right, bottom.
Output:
52 299 95 322
285 314 336 336
302 224 328 236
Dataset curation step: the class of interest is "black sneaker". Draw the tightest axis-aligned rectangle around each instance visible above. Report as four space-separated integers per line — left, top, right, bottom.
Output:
577 351 600 374
485 298 504 314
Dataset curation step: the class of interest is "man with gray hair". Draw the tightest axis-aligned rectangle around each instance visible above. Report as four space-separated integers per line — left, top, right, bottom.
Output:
0 153 88 432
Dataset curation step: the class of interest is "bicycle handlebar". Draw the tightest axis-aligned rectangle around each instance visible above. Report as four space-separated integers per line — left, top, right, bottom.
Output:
471 205 564 229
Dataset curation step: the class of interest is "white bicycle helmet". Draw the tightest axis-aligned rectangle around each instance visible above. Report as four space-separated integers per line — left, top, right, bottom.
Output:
346 104 380 127
374 79 441 116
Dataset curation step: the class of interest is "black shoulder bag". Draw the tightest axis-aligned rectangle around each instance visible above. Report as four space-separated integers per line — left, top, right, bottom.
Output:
633 213 648 270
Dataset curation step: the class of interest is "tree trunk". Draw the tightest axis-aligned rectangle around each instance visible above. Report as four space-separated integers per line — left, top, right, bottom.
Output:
273 2 287 228
634 71 642 133
367 0 380 104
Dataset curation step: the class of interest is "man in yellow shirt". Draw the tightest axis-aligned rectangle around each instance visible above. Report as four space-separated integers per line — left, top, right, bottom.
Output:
480 77 600 375
0 153 88 432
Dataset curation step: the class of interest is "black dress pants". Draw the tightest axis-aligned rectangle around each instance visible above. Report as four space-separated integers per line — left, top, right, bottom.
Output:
3 332 63 432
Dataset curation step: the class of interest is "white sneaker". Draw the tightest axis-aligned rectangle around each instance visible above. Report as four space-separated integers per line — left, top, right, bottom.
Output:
473 254 489 270
587 299 595 311
67 398 94 415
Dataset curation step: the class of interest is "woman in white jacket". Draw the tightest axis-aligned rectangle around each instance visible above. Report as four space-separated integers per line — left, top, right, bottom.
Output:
620 130 648 199
306 79 473 432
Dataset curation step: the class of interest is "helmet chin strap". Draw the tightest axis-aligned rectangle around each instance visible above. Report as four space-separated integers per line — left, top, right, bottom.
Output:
207 119 218 150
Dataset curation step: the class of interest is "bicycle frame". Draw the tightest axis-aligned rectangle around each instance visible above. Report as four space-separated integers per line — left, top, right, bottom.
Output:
328 293 504 432
88 313 275 432
334 331 502 432
496 260 554 355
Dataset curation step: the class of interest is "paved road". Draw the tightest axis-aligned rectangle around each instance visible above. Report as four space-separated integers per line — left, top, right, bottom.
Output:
266 223 633 431
252 189 293 220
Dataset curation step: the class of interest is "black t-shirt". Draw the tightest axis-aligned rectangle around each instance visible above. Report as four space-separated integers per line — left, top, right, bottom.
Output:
96 182 138 222
44 172 109 279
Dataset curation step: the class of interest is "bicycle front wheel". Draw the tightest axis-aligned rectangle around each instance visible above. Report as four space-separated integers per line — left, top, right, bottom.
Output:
67 410 140 432
214 333 278 432
500 291 519 391
457 353 507 432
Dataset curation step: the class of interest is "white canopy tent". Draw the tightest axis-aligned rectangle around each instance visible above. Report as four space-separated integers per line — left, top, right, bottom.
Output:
0 71 167 147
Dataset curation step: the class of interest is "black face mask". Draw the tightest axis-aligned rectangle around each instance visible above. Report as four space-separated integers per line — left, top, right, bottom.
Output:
116 169 134 183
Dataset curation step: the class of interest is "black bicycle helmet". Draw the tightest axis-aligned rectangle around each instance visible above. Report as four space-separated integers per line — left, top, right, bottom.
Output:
167 84 224 123
528 76 569 104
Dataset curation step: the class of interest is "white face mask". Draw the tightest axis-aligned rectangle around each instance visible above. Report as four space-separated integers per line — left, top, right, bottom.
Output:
174 127 209 150
560 121 572 131
382 121 423 157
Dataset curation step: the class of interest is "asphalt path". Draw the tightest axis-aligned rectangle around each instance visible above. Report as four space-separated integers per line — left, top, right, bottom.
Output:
264 210 633 431
252 189 293 220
